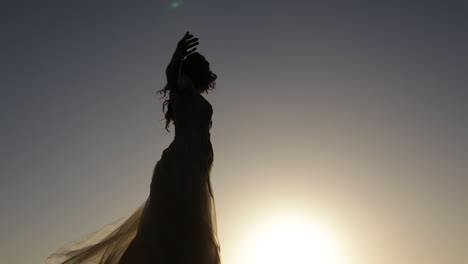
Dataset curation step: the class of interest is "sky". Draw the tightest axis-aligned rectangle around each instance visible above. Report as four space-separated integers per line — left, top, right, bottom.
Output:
1 1 467 263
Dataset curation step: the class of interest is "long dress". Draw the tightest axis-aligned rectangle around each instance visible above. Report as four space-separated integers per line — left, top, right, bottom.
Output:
46 91 221 264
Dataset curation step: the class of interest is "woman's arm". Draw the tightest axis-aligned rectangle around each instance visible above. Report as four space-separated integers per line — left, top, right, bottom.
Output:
166 32 199 92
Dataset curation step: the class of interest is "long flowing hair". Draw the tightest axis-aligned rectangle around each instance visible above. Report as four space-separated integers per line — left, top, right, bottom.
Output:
156 52 217 132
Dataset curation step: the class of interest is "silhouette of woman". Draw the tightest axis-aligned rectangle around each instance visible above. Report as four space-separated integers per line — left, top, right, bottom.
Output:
46 32 222 264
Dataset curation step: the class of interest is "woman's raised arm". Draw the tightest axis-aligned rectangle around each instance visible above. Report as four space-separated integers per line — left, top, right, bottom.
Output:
166 31 199 92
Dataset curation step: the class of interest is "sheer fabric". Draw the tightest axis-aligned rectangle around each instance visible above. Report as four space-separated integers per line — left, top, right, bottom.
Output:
46 92 221 264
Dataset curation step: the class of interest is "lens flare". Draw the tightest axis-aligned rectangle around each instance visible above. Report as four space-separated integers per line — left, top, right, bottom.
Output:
170 1 181 9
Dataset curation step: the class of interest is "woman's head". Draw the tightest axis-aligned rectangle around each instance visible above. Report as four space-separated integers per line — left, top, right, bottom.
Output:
181 52 217 93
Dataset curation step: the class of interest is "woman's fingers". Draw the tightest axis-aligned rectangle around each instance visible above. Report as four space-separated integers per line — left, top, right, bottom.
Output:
178 38 197 50
180 31 191 41
186 40 199 50
184 37 198 46
174 32 199 58
179 32 196 44
185 47 197 56
178 38 198 53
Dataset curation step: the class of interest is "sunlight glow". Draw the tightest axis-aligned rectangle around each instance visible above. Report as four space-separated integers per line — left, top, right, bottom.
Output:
238 214 348 264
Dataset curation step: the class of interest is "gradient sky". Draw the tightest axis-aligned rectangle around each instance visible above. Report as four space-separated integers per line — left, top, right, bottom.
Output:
1 1 467 264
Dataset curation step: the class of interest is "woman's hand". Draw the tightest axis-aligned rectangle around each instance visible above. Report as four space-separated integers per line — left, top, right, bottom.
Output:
172 31 199 61
166 31 199 93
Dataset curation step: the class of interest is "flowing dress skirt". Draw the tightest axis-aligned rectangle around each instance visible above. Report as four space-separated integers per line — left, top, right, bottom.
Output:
46 140 221 264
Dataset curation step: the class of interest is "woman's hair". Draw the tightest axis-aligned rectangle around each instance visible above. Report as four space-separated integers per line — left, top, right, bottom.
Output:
156 52 217 132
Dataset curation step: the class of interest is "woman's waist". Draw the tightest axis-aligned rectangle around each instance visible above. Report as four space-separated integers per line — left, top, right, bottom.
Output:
173 132 211 142
171 135 212 147
161 140 212 161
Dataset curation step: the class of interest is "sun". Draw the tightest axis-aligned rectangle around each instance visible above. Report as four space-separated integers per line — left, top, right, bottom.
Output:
237 213 348 264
